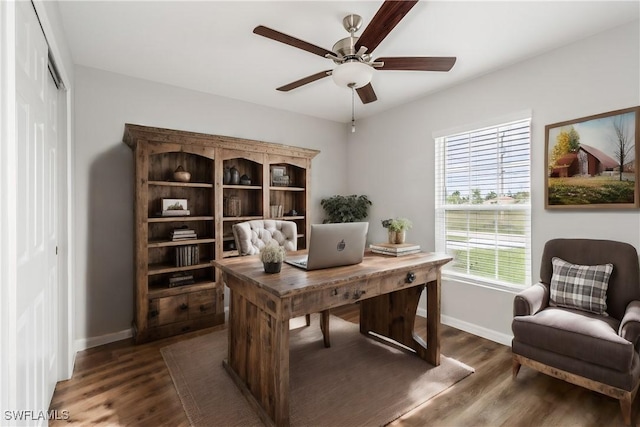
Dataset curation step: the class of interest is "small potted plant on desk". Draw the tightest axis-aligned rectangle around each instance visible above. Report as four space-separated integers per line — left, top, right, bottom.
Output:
382 217 413 244
260 243 286 274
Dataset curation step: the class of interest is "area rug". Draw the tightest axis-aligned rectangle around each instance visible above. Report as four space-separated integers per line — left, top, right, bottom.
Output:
161 315 474 427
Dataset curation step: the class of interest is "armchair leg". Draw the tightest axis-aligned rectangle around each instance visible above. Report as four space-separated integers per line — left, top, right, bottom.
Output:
512 357 521 379
305 314 311 326
620 394 632 426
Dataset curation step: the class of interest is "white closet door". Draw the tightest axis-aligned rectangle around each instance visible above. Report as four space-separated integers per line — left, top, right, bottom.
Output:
14 0 58 423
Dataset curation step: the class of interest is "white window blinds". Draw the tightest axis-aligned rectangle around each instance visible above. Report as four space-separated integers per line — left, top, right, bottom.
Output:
435 118 531 288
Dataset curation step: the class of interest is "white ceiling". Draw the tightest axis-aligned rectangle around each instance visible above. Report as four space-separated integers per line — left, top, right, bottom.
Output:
57 1 640 123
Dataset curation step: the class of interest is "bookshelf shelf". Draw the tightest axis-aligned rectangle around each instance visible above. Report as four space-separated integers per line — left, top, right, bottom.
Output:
149 180 213 188
148 216 214 223
148 238 216 248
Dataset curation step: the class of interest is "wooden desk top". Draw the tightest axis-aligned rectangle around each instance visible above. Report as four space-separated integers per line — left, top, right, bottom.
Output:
213 251 452 299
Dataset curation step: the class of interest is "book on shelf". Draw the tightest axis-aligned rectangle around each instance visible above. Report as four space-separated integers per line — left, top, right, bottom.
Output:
175 245 200 267
168 272 195 287
369 242 421 257
170 228 197 241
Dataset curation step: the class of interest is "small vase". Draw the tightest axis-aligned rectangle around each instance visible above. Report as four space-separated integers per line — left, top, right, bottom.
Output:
395 230 406 244
230 166 240 185
263 262 282 274
388 230 397 244
223 167 231 185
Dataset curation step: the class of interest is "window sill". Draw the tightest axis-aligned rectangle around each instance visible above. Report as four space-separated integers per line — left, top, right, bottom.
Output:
441 272 528 293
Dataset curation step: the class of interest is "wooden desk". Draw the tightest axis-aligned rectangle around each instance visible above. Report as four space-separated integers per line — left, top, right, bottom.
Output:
214 251 452 427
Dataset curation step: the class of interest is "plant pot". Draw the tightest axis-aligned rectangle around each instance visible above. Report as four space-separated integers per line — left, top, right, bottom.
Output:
395 230 406 244
263 262 282 274
388 230 396 244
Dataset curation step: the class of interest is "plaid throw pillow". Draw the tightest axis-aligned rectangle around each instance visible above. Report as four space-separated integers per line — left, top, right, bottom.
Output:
549 257 613 315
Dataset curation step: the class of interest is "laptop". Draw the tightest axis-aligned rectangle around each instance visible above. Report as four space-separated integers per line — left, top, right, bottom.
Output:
285 222 369 270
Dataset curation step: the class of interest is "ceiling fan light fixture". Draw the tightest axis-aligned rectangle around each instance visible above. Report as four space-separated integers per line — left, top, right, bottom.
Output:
331 61 372 89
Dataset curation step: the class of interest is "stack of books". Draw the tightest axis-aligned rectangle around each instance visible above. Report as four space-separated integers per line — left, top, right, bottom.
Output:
170 228 197 241
175 245 199 267
369 242 421 257
168 272 195 288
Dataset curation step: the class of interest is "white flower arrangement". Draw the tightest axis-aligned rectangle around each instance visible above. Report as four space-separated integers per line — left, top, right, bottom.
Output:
259 243 286 264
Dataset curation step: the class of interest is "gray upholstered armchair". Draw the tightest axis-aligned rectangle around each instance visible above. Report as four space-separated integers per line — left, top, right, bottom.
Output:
512 238 640 425
232 219 331 347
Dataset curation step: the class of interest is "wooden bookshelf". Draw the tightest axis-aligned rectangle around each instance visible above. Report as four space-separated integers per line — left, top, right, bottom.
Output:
124 124 318 343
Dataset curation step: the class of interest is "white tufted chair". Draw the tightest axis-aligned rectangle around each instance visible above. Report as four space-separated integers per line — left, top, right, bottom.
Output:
232 219 330 347
232 219 297 255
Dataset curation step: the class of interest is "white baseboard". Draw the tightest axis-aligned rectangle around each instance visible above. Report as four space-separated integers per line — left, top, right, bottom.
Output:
74 308 232 353
417 307 512 346
75 328 133 352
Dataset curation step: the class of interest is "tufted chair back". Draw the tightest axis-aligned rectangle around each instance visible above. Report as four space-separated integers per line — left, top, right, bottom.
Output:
232 220 297 256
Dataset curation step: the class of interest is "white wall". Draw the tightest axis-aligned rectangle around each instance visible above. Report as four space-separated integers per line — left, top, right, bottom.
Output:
74 66 348 348
348 21 640 344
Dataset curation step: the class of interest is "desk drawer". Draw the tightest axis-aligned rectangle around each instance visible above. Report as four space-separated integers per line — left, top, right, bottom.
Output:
378 267 437 294
289 266 437 318
290 280 378 316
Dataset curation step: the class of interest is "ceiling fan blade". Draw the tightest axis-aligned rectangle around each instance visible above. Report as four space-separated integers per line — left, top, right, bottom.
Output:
355 0 419 54
356 83 378 104
276 70 331 92
376 57 457 72
254 26 334 58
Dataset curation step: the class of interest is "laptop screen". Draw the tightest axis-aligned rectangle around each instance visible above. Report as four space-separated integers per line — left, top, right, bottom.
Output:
302 222 369 270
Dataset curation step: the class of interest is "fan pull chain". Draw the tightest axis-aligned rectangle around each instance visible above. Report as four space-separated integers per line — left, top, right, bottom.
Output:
350 83 356 133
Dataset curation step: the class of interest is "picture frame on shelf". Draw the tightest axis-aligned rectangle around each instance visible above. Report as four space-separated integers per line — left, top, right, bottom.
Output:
161 198 190 216
545 106 640 209
270 165 290 187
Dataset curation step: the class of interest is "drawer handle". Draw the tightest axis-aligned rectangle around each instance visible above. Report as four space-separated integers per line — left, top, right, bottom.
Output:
149 310 158 318
331 289 338 296
200 304 207 312
406 272 416 283
179 303 189 311
352 290 366 300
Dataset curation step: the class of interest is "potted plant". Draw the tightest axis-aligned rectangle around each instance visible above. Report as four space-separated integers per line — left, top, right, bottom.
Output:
382 217 413 244
259 243 286 273
320 194 372 223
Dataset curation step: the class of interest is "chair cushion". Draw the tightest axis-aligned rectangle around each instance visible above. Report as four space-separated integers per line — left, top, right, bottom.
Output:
512 307 634 372
549 257 613 315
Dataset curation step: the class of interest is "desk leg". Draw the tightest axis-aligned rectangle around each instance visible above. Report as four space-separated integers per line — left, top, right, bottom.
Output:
360 282 440 366
223 285 290 427
426 279 441 366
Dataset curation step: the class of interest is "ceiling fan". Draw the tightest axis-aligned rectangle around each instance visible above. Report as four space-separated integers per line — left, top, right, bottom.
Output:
253 0 456 105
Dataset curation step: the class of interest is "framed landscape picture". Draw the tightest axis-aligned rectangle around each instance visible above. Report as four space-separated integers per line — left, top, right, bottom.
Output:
545 106 640 209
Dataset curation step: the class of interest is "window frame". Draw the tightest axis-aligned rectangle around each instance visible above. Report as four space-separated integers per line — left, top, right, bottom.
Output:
434 114 532 291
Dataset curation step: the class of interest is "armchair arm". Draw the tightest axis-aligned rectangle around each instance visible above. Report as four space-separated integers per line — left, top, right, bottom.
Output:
619 301 640 350
513 283 549 317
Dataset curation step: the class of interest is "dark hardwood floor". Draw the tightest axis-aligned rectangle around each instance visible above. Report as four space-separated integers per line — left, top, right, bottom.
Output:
50 304 634 426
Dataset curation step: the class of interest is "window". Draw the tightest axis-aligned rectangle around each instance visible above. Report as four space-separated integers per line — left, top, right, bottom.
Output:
435 118 531 289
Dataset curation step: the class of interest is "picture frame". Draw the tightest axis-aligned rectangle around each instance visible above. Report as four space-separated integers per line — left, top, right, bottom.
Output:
270 165 289 187
545 106 640 209
162 198 188 211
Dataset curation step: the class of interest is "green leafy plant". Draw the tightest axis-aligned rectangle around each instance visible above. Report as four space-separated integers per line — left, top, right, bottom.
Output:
382 217 413 232
320 195 372 223
259 243 286 264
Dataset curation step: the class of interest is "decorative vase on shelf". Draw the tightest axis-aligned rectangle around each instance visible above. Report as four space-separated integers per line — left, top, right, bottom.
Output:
230 166 240 185
395 230 406 244
223 167 231 185
173 165 191 182
263 262 282 274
